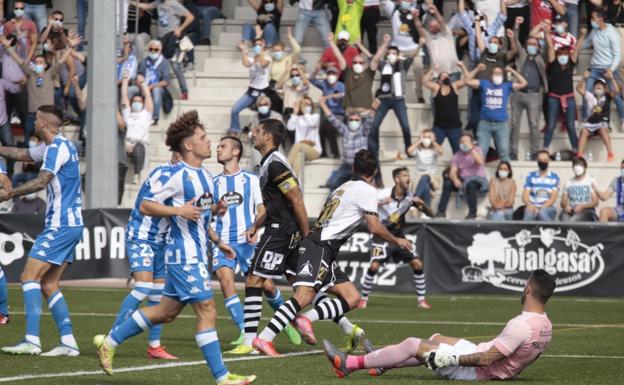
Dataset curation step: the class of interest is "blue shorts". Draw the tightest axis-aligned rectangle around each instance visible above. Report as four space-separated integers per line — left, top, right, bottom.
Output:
616 206 624 221
126 239 167 279
30 226 83 265
212 242 255 275
163 262 213 304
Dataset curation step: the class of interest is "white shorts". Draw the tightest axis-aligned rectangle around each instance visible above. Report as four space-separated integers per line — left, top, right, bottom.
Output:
434 339 478 381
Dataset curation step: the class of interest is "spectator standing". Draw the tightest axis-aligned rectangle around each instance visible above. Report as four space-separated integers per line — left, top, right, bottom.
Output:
529 0 564 29
311 65 344 158
504 0 530 43
268 27 301 112
278 64 310 124
550 14 576 50
1 40 29 137
335 49 375 113
406 129 443 207
76 0 89 51
488 160 516 220
335 0 365 44
361 0 381 53
22 0 47 32
194 0 223 45
0 76 21 174
560 0 579 37
3 1 38 61
286 97 322 179
458 0 508 67
605 0 624 67
40 11 69 46
319 31 360 76
137 40 171 125
126 1 153 62
243 0 283 46
294 0 332 47
522 149 559 220
596 159 624 222
560 157 598 221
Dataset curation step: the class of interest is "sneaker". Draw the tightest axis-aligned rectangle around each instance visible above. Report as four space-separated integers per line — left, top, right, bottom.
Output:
435 212 446 219
322 339 351 378
0 314 8 326
284 324 302 345
1 340 41 355
465 213 477 220
147 345 178 360
225 344 258 355
41 344 80 357
363 339 385 377
344 325 365 353
217 373 257 385
358 298 368 309
132 174 140 185
417 97 426 104
93 334 116 375
294 315 316 345
230 330 245 346
180 92 188 100
418 299 432 309
151 119 159 126
252 337 280 357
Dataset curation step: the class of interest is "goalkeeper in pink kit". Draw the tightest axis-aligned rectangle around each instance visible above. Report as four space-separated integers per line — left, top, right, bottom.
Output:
324 269 554 380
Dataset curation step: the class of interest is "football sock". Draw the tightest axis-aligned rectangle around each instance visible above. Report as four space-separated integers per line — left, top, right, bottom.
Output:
22 281 42 346
258 298 301 342
196 328 228 381
265 287 285 311
305 295 349 322
0 269 8 315
109 310 152 347
242 287 263 346
147 283 164 347
346 337 422 371
112 281 152 329
47 290 77 348
413 269 426 301
310 293 351 332
360 268 376 299
224 294 244 331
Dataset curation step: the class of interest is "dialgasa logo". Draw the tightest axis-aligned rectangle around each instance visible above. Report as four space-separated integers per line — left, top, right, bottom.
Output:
462 227 604 292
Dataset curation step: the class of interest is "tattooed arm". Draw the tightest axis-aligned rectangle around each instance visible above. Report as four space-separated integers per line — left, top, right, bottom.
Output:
0 170 53 202
0 146 34 162
458 346 506 367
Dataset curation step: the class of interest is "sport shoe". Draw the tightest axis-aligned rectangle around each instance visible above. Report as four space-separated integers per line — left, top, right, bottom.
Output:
217 373 257 385
363 339 385 377
225 344 258 355
93 335 116 375
358 298 368 309
230 330 245 346
418 299 432 309
180 92 188 100
294 315 316 345
344 325 365 353
41 344 80 357
147 345 178 360
322 339 351 378
1 340 41 355
252 337 280 357
284 324 302 345
0 314 8 326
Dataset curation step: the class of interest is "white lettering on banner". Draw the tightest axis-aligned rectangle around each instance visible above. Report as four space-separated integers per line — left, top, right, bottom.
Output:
74 228 90 260
75 226 126 261
110 227 125 259
93 227 107 260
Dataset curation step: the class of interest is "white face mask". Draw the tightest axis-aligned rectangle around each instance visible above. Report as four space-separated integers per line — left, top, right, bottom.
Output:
387 53 398 64
327 74 338 84
304 106 313 115
573 165 585 177
258 105 270 115
498 170 509 178
29 140 38 148
131 102 143 113
348 120 361 131
492 75 504 86
421 138 432 147
353 63 364 74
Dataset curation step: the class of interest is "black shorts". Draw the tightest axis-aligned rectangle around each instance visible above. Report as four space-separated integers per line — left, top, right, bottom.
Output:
292 238 349 292
250 227 301 279
369 237 418 265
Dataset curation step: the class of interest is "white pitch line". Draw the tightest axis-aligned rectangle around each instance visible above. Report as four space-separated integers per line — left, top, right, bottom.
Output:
0 349 323 383
543 354 624 359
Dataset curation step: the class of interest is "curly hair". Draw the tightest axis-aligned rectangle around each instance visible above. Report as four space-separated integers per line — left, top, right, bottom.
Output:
165 110 203 153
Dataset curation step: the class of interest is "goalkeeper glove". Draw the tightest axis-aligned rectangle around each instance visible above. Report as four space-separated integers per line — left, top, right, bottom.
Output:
424 350 459 370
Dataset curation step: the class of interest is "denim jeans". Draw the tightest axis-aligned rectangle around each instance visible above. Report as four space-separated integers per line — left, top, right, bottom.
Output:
12 171 37 187
565 4 579 38
197 5 222 41
544 95 578 150
0 121 14 174
488 208 514 221
433 126 461 154
242 22 279 46
229 92 258 132
328 162 353 190
24 112 36 146
510 91 542 159
294 9 331 47
477 120 510 162
523 205 557 221
584 68 624 119
369 97 412 160
414 174 432 206
437 177 480 216
169 49 189 94
467 87 481 133
559 208 596 222
151 87 165 121
24 3 47 31
77 0 89 51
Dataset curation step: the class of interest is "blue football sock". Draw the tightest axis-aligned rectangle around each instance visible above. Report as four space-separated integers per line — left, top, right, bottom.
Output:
147 283 164 347
266 288 285 312
112 281 152 330
224 294 244 331
22 281 42 346
0 269 8 315
195 328 228 381
47 290 74 339
110 310 152 346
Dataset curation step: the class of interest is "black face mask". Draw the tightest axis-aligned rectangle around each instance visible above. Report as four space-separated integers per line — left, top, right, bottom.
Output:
338 42 347 51
442 78 451 85
537 161 549 171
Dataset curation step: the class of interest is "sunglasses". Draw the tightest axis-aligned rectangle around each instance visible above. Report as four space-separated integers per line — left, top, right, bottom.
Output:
148 48 160 52
348 119 360 122
352 61 364 64
53 18 64 22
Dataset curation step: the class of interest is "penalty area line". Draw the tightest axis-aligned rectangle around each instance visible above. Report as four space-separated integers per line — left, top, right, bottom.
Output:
0 349 323 383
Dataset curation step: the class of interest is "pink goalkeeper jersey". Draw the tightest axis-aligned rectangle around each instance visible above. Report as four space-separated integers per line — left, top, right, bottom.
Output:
475 311 552 380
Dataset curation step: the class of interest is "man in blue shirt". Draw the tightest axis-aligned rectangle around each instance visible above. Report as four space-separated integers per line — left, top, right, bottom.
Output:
311 65 345 158
522 150 560 221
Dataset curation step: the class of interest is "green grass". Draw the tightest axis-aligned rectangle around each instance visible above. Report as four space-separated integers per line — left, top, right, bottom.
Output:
0 287 623 384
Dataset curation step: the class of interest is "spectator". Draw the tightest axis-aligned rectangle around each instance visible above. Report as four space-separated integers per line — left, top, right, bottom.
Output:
1 37 29 138
576 71 616 162
76 0 89 51
464 64 527 162
335 0 365 44
243 0 283 46
121 72 154 184
318 97 372 190
436 132 488 219
278 64 310 125
0 75 21 174
458 0 508 67
22 0 47 32
268 27 301 112
248 95 284 167
55 31 87 140
369 35 414 162
115 108 129 205
560 157 598 221
335 45 376 113
228 39 272 135
127 1 154 61
286 96 322 180
3 1 38 61
319 31 360 76
510 34 547 161
194 0 223 45
293 0 332 47
529 0 564 29
560 0 578 37
40 11 69 46
11 157 40 187
361 0 381 53
605 0 624 64
504 0 530 43
522 149 559 221
544 28 578 153
11 191 45 214
596 159 624 222
424 62 471 154
311 65 344 159
406 129 443 207
137 40 171 125
488 160 516 220
382 0 425 104
475 0 504 36
550 14 576 51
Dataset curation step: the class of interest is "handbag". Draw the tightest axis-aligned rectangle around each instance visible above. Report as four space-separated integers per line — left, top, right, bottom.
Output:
178 36 194 52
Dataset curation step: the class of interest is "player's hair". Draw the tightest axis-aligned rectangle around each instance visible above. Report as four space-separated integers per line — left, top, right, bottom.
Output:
572 156 587 169
353 149 378 178
37 105 62 127
221 136 243 161
529 269 556 304
165 110 203 153
259 119 285 147
392 167 408 179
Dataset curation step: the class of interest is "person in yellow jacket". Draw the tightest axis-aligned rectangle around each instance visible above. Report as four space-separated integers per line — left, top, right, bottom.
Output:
336 0 365 44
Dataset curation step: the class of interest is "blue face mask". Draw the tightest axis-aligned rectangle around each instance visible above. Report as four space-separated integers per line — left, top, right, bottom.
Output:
258 105 270 115
557 55 569 65
131 102 143 112
14 9 24 17
460 143 471 153
527 45 538 56
555 24 565 34
487 43 498 55
291 76 301 85
253 45 262 55
591 21 599 29
264 2 275 12
34 64 45 74
149 52 159 61
272 51 284 60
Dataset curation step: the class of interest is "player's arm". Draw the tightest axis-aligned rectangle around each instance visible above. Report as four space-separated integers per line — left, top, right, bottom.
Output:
246 203 266 243
284 186 310 236
0 173 11 191
458 345 507 367
365 213 413 251
0 146 34 161
208 226 236 260
140 199 201 220
0 170 53 202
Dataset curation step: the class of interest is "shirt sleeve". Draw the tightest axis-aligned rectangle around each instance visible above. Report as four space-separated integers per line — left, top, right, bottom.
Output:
147 170 180 204
523 174 532 189
358 185 379 215
172 2 189 17
269 161 299 195
41 142 70 175
492 317 532 357
609 177 618 192
251 175 264 206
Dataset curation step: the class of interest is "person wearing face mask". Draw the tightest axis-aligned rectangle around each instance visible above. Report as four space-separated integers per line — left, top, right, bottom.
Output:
464 64 527 162
40 11 69 46
319 97 373 190
267 27 301 112
596 159 624 222
11 187 45 214
488 161 516 220
559 156 598 221
543 31 579 154
320 31 360 77
529 0 565 30
242 0 283 46
360 0 381 53
406 129 443 208
576 73 616 161
279 64 310 128
247 96 284 168
0 73 21 175
509 35 547 161
311 65 344 158
550 14 576 51
336 44 377 113
3 1 38 62
286 97 322 180
136 40 172 125
522 150 560 221
335 0 365 44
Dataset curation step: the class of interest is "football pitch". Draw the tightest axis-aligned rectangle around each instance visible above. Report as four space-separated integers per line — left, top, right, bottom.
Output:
0 286 623 385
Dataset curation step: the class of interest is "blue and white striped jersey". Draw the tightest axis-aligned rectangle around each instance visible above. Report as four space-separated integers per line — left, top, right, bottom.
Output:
524 171 560 207
30 135 83 228
146 161 215 265
126 162 174 244
213 170 263 244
